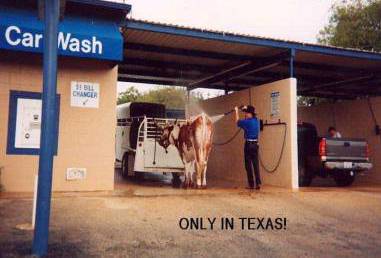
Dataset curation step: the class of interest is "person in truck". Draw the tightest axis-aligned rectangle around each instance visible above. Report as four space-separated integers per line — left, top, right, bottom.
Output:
328 126 342 138
234 105 261 190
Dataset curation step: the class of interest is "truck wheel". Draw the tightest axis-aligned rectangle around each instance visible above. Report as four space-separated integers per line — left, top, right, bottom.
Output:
172 173 182 188
298 164 312 187
121 153 129 178
334 171 355 187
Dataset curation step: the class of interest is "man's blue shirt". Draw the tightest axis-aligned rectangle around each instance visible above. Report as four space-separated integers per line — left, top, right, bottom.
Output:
237 118 259 140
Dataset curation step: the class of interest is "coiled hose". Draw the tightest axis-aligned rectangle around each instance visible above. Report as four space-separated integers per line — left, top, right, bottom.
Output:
213 123 288 173
258 123 287 173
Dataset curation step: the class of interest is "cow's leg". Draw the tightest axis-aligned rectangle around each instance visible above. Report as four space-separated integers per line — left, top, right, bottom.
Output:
196 161 203 188
202 162 207 188
188 161 195 189
187 160 194 188
187 162 192 188
186 160 193 188
191 160 197 188
183 162 189 189
202 142 212 188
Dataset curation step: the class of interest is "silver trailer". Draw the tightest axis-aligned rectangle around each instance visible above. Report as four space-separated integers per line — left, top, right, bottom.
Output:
115 102 185 182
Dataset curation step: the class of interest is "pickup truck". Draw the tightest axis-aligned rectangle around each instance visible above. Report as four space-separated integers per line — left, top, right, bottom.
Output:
297 122 372 187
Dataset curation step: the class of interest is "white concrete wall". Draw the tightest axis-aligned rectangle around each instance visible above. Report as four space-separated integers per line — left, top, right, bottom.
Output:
188 79 298 189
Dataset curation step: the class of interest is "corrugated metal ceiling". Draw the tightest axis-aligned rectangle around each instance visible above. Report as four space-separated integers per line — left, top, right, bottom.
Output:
120 19 381 98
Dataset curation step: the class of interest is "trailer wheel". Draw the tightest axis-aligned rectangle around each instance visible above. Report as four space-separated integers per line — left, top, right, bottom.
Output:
121 153 130 178
334 171 355 187
172 173 182 188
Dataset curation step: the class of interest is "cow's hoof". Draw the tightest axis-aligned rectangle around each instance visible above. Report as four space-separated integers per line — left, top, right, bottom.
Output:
202 185 207 189
196 185 202 189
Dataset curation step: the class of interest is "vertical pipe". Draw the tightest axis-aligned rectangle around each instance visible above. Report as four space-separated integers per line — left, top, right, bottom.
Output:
32 175 38 229
289 48 296 78
32 0 59 256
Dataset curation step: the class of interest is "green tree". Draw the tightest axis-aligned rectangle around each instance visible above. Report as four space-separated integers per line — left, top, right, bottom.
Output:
318 0 381 51
117 86 203 109
117 86 142 105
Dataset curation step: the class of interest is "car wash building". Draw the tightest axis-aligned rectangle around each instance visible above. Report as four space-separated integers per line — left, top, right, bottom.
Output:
1 0 381 193
0 0 129 192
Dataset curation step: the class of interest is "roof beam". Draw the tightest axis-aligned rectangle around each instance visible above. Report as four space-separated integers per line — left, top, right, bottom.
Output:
299 75 375 93
187 51 290 90
124 45 377 76
336 78 381 90
124 42 252 61
121 57 222 73
290 60 372 74
299 78 381 98
121 57 370 84
118 75 248 91
118 67 268 84
120 62 346 85
118 71 266 86
118 74 188 85
118 67 201 81
124 48 378 77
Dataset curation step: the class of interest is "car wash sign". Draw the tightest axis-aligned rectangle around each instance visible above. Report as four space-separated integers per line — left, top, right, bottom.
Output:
0 8 123 61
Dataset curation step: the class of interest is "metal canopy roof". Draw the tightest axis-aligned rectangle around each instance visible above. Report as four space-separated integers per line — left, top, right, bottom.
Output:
121 19 381 99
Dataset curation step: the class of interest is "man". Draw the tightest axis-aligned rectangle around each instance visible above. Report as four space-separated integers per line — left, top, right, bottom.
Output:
234 105 261 190
328 126 342 138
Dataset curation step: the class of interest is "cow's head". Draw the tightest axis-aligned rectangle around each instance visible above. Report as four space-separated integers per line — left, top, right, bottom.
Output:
157 120 180 151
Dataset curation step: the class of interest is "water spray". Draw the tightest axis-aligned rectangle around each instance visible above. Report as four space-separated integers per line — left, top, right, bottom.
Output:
210 105 244 123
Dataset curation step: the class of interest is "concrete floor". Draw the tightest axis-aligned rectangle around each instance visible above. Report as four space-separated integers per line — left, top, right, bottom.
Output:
1 172 381 257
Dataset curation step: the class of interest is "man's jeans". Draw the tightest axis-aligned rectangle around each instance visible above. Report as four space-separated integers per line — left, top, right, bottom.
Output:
244 141 261 187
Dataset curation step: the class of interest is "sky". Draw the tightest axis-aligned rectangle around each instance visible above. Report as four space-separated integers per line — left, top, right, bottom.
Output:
117 0 335 97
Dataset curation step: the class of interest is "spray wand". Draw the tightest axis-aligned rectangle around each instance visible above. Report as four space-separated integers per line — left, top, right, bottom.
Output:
224 105 244 116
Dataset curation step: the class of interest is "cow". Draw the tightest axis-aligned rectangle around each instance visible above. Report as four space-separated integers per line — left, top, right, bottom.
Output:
158 113 213 188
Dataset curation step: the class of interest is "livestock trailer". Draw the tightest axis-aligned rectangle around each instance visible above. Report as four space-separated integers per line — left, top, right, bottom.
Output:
115 102 185 182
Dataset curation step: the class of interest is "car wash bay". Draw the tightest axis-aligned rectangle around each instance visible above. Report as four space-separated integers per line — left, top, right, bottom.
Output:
119 20 381 190
1 1 381 194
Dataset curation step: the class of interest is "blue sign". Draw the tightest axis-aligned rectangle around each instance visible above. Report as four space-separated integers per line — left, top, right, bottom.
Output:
0 7 123 61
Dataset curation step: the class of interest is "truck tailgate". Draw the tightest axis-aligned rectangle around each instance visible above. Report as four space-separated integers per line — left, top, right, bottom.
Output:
325 138 368 161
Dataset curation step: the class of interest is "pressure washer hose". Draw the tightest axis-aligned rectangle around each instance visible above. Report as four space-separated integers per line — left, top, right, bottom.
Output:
258 123 287 173
213 128 242 146
212 122 288 174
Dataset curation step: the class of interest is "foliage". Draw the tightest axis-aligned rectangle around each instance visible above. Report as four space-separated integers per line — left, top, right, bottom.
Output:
297 96 334 107
117 86 204 109
117 87 142 105
318 0 381 51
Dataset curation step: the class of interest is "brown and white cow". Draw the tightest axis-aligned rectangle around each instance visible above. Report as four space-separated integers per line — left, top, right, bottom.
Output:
158 113 213 188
